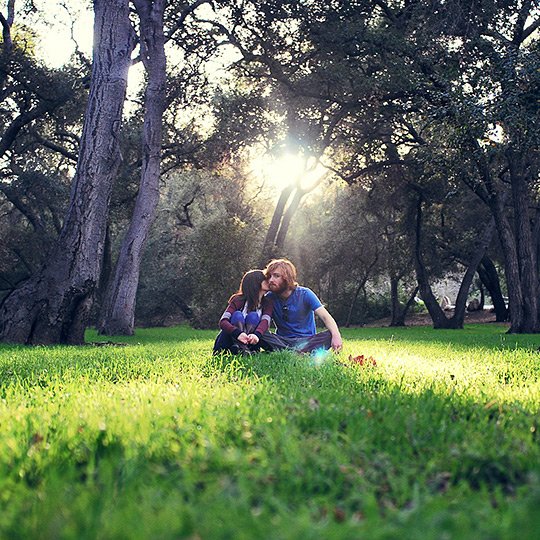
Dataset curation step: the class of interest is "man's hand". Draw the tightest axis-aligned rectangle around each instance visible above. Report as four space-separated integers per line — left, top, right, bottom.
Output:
315 305 343 353
331 334 343 352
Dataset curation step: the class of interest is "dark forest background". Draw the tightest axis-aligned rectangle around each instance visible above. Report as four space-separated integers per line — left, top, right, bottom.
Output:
0 0 538 343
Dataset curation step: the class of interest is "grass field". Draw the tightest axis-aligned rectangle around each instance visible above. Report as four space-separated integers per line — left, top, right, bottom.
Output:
0 324 539 539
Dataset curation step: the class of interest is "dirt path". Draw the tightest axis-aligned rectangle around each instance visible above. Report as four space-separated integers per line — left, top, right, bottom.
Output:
365 309 508 328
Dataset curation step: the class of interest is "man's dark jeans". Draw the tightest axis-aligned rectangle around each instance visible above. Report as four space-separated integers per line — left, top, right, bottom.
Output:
258 330 332 353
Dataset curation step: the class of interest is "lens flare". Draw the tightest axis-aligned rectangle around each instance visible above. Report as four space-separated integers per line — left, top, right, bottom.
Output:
311 348 331 367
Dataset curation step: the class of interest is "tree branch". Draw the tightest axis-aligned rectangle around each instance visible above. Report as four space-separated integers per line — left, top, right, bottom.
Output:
0 101 56 159
323 159 410 184
31 131 78 162
372 0 397 23
0 12 12 53
164 0 211 41
522 14 540 42
513 0 534 45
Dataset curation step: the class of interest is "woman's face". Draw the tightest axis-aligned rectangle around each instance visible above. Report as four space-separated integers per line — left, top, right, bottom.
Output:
261 279 270 293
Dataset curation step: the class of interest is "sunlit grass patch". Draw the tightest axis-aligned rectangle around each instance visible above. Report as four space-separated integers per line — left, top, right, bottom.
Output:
0 324 538 538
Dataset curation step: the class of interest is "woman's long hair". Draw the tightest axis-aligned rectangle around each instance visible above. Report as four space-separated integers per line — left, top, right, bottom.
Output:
229 270 266 311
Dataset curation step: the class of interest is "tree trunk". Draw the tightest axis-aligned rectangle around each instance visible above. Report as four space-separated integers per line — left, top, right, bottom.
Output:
414 195 495 329
507 148 538 332
260 185 294 263
98 0 167 336
275 187 304 252
390 278 418 327
477 256 508 322
0 0 135 344
413 196 454 327
478 280 485 310
389 276 401 326
488 192 527 332
345 279 365 328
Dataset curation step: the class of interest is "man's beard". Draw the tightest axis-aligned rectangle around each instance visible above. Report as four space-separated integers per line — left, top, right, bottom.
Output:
270 282 289 295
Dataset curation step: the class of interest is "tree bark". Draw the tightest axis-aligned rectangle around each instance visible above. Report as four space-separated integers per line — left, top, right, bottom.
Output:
98 0 167 336
274 187 304 252
507 148 538 332
0 0 135 344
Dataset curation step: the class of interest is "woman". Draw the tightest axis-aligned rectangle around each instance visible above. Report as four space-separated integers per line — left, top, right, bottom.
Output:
213 269 273 355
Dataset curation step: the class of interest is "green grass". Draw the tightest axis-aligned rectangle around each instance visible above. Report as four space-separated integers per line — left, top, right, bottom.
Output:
0 324 539 539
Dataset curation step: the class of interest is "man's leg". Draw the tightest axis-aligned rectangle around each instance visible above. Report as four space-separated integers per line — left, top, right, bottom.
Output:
295 331 332 353
258 331 294 352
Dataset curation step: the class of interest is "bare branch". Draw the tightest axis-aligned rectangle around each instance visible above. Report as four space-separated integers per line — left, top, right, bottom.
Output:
164 0 212 41
59 2 92 69
0 10 13 53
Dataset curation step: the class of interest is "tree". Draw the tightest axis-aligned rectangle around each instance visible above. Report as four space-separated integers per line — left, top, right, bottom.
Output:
98 0 167 336
98 0 230 335
0 0 136 344
371 0 540 332
135 166 266 328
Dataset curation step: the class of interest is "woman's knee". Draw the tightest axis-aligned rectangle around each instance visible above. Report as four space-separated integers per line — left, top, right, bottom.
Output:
246 311 261 332
230 311 245 326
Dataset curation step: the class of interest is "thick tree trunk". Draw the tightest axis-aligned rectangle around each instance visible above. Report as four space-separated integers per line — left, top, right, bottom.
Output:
0 0 134 344
489 194 528 332
99 0 167 336
507 149 538 332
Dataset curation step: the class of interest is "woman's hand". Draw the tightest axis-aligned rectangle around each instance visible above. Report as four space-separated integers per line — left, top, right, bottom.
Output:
247 334 259 345
237 332 250 344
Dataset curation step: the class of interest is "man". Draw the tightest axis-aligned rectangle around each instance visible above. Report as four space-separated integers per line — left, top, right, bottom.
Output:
260 258 343 353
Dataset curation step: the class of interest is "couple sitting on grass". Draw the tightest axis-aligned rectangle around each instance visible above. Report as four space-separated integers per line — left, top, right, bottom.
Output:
213 258 343 355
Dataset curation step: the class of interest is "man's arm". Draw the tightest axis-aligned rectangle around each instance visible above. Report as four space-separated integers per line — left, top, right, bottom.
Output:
314 306 343 352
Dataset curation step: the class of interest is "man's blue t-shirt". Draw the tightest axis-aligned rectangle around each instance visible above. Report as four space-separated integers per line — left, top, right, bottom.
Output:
267 286 323 338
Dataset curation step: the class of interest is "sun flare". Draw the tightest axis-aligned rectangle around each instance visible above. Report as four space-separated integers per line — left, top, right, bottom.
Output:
252 151 327 193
